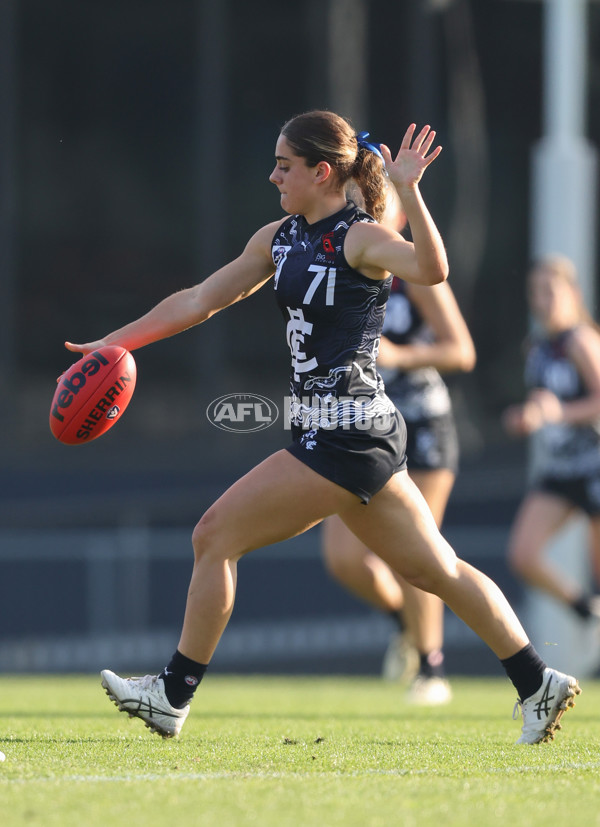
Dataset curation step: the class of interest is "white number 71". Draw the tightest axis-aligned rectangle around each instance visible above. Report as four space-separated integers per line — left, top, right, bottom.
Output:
303 265 336 306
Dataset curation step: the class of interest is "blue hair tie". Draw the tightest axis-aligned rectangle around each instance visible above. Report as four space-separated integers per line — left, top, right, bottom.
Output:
355 131 384 163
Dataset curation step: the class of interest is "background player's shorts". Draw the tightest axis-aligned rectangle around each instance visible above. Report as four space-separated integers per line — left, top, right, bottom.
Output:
287 409 407 504
403 411 459 474
534 472 600 516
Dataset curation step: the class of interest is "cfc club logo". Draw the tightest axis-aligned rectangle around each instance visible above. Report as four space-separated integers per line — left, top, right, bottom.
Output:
206 393 279 433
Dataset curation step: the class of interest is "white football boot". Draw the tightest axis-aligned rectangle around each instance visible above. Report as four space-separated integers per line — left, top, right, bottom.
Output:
514 667 581 744
406 675 452 706
101 670 190 738
381 632 420 683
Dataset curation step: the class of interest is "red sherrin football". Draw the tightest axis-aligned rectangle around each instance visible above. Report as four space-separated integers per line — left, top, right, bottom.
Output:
50 346 137 445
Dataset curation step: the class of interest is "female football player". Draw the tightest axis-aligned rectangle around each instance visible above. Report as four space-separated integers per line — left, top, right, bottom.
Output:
66 111 580 744
504 255 600 621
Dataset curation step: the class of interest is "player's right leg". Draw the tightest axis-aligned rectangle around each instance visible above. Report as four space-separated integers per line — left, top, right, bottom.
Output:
178 449 358 663
102 449 359 736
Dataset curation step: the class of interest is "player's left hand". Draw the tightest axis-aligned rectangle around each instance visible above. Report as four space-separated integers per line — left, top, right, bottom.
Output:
380 124 442 191
56 340 106 382
65 340 106 356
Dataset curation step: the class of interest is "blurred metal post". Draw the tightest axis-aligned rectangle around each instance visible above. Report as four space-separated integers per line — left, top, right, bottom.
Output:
0 0 17 436
327 0 368 126
528 0 600 676
530 0 597 307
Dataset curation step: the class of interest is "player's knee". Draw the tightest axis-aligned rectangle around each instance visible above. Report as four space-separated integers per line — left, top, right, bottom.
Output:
191 506 250 562
191 508 224 561
402 547 459 595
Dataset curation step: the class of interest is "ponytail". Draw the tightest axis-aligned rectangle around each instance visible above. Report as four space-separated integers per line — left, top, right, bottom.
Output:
281 110 388 222
352 147 387 222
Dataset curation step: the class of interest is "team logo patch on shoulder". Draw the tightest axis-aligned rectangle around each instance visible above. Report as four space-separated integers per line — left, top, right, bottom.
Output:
273 245 291 265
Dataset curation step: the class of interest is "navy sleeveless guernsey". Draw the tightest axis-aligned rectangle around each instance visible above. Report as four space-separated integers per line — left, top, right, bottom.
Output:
526 327 600 514
272 201 407 503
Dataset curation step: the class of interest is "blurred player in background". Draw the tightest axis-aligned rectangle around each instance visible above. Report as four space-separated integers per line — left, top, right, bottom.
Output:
322 190 476 705
504 255 600 622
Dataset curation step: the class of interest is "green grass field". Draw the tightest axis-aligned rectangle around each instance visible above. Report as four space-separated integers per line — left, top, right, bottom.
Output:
0 674 598 827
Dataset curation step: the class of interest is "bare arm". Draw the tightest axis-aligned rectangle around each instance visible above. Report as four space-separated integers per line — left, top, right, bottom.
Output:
345 125 449 286
65 221 280 355
377 281 476 373
504 325 600 435
533 326 600 425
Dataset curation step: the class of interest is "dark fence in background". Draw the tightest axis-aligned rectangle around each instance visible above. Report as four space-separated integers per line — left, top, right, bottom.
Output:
1 1 600 675
0 442 528 676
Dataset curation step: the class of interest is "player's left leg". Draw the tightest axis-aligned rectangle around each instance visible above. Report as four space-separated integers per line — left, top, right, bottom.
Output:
338 469 581 742
339 469 529 659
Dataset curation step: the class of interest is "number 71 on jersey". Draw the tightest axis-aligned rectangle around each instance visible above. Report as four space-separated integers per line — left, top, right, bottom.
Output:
303 265 336 306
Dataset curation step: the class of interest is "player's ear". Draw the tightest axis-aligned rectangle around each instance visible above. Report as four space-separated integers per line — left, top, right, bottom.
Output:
314 161 332 183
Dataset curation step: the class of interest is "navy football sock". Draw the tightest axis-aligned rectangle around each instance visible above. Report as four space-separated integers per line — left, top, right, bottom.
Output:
160 650 208 709
418 650 445 679
571 594 593 620
500 643 546 701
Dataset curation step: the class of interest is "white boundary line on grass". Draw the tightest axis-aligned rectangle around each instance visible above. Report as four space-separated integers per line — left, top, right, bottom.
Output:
3 762 600 783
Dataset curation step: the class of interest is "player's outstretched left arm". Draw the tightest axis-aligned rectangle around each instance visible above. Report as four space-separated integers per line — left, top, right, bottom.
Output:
65 222 279 356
